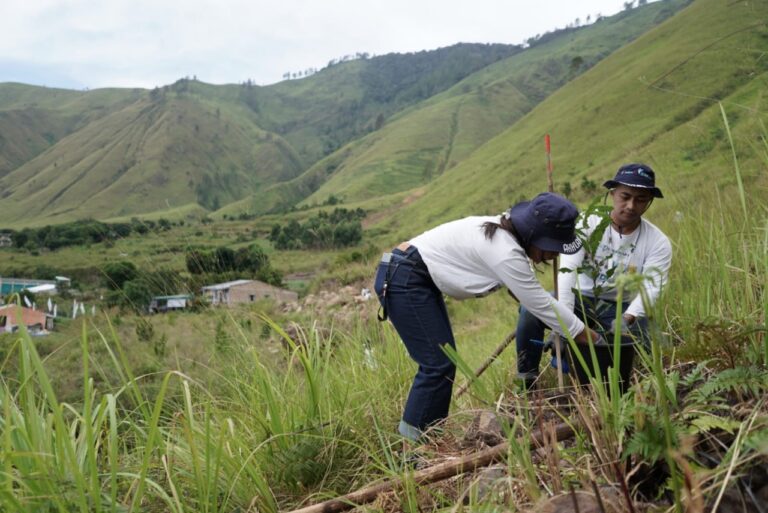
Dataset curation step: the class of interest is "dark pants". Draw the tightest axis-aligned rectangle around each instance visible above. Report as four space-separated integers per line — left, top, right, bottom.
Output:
515 295 648 379
374 247 456 439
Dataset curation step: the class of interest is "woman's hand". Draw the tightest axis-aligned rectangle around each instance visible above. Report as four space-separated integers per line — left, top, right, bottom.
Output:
574 327 605 346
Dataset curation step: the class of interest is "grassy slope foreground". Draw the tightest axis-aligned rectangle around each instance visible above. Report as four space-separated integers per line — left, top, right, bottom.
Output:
2 196 767 512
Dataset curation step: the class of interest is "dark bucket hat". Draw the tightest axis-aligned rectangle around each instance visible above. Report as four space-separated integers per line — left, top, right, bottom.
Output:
603 163 663 198
507 192 582 255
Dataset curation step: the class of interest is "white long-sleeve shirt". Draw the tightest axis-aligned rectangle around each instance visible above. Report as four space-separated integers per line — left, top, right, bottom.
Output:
558 214 672 318
410 216 586 338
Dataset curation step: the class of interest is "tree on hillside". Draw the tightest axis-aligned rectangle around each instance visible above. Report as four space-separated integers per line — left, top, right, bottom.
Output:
185 245 272 277
103 261 139 290
269 208 365 250
570 56 585 74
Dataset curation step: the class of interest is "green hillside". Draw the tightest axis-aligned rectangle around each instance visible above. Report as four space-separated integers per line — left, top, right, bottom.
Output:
219 0 689 216
372 0 768 241
0 85 142 178
242 43 520 165
0 94 304 224
0 44 517 225
303 0 691 206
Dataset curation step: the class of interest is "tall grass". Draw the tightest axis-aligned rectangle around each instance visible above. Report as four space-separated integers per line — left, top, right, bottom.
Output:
0 305 422 512
3 182 767 511
1 118 767 512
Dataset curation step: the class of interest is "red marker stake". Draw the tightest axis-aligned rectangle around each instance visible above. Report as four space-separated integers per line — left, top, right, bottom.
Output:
545 134 554 195
546 134 564 390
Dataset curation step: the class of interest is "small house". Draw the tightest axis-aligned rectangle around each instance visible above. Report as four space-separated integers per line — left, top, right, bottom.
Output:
0 305 53 334
149 294 193 314
201 279 298 306
0 233 12 248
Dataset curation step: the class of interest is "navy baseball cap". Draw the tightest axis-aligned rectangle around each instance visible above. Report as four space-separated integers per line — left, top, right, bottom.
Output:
603 163 663 198
507 192 582 254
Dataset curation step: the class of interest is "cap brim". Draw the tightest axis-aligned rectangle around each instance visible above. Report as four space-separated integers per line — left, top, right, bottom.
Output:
532 234 582 255
603 180 663 198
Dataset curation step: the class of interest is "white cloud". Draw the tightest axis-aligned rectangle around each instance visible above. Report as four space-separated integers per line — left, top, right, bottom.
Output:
0 0 629 89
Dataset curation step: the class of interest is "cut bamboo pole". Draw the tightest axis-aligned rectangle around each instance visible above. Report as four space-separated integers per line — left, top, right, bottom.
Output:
282 422 575 513
454 331 515 397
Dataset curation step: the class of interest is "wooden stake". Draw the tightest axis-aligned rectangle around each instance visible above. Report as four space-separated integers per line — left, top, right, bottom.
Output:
545 134 554 194
546 134 564 390
282 422 575 513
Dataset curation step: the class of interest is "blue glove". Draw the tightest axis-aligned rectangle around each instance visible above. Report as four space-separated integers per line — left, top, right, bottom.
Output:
545 332 569 373
543 331 563 352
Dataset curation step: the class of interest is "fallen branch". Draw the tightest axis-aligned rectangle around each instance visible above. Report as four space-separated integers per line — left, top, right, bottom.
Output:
283 422 575 513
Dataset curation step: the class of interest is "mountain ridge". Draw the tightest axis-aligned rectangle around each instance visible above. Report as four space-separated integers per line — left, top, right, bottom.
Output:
0 43 520 225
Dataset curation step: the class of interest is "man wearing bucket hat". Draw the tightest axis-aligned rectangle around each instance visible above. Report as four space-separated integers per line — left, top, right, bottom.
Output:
515 164 672 388
374 192 603 442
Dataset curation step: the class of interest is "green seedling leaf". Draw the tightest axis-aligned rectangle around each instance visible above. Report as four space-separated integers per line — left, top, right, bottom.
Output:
688 414 742 435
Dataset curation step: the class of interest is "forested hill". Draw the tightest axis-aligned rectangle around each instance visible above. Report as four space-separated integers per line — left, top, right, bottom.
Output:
245 43 521 164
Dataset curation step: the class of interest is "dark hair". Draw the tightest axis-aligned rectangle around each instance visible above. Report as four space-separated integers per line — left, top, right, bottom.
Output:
483 214 548 269
482 215 526 248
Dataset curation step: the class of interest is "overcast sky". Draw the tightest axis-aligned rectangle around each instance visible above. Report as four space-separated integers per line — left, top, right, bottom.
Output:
0 0 632 90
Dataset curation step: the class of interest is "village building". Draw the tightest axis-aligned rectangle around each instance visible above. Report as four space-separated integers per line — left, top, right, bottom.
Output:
0 233 12 248
26 283 57 295
149 294 193 314
0 277 58 296
0 305 54 335
201 279 298 306
55 276 71 288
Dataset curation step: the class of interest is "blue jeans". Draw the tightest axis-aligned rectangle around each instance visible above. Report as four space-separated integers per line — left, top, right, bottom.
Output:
515 295 648 379
374 246 456 440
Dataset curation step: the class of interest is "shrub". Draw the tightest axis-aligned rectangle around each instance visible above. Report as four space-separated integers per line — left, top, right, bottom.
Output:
269 208 365 250
103 261 139 290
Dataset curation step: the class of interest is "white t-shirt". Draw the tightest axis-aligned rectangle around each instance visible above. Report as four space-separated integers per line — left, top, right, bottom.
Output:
558 214 672 318
409 216 585 338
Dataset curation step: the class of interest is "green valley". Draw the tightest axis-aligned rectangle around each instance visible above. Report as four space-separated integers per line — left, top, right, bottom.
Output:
1 0 767 511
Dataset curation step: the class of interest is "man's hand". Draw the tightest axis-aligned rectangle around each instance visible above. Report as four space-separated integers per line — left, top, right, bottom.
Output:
610 314 637 335
610 317 629 335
